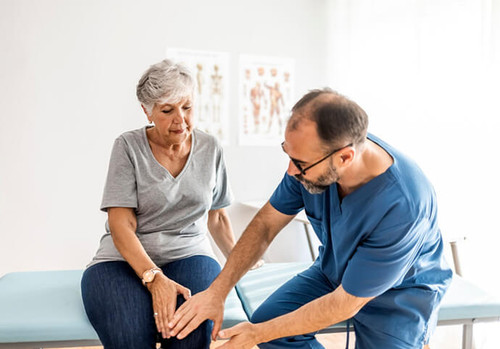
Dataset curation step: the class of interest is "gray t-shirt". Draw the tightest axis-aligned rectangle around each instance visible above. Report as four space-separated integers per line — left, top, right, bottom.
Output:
87 126 233 268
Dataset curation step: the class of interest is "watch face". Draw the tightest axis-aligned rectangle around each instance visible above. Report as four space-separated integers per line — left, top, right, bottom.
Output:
143 270 155 282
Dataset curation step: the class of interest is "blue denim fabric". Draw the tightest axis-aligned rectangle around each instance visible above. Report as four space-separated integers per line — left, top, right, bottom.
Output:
81 255 221 349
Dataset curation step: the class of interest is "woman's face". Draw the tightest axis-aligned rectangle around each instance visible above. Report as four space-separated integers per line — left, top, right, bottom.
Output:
146 96 194 144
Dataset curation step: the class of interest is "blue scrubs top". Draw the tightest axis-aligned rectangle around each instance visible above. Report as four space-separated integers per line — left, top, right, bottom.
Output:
269 134 452 346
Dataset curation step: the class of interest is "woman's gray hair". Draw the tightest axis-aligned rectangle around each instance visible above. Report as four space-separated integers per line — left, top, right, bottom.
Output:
136 59 195 114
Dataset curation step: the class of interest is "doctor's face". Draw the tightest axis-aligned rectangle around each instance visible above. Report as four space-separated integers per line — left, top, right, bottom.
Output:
283 120 341 194
294 161 340 194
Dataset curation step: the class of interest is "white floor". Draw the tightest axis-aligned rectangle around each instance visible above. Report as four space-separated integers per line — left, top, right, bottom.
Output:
64 323 500 349
315 323 500 348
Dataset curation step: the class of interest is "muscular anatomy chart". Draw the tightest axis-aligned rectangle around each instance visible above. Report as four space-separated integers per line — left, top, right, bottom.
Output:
239 55 294 146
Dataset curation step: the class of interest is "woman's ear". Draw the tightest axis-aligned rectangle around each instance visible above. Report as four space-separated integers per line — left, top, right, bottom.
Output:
141 105 152 124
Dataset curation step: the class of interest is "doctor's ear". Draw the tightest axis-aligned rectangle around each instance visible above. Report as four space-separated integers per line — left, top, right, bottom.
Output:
337 147 355 166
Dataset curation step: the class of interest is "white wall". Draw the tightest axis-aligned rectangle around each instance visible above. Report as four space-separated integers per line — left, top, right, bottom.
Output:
1 0 499 295
0 0 329 276
1 1 500 347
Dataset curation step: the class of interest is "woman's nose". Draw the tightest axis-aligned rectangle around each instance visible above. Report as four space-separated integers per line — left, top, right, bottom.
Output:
173 109 185 123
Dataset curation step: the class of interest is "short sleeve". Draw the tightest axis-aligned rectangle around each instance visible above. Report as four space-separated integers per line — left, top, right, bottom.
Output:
100 138 138 211
269 173 305 215
341 207 429 298
210 146 233 210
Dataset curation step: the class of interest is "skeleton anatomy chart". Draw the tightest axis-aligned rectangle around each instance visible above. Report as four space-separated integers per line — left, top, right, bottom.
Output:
166 48 230 144
239 55 294 146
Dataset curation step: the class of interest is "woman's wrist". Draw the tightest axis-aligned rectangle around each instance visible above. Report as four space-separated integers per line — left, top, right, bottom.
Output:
141 267 162 286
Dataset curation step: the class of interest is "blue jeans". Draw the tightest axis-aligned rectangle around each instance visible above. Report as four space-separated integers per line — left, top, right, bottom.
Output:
81 255 221 349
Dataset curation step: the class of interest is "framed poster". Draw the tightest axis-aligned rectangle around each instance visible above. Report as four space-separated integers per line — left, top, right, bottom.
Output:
166 48 230 144
239 55 294 146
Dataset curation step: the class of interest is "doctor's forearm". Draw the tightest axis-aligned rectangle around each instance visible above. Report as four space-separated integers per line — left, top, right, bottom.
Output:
210 216 271 296
209 202 286 296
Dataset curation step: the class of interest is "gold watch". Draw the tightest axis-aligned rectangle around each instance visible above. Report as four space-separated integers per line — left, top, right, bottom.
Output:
141 267 162 286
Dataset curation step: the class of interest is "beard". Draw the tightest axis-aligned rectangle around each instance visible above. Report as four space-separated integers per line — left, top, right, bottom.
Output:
294 163 340 194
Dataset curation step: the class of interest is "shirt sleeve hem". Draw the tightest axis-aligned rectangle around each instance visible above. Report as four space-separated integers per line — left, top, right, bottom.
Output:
210 198 233 211
269 197 303 216
100 203 138 212
342 281 387 298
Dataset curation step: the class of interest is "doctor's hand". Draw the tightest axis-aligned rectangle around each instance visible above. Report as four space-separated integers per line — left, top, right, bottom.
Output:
147 274 191 339
217 322 261 349
169 287 226 340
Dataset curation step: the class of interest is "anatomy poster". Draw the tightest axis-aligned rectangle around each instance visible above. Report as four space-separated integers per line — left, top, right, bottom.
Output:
166 48 230 144
239 55 294 146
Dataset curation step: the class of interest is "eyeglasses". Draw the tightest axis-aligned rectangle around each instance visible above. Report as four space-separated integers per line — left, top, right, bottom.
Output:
281 142 353 175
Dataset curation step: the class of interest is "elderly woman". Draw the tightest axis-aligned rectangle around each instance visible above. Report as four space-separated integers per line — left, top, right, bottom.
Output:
81 59 236 349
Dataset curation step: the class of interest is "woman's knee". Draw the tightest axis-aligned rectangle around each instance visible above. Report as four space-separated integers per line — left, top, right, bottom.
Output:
163 256 221 294
163 319 212 349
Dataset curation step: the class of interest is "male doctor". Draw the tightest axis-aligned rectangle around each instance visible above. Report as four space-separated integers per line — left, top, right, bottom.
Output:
169 88 452 349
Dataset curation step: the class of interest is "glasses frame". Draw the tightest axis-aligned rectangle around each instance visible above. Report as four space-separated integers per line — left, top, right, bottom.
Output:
281 142 353 176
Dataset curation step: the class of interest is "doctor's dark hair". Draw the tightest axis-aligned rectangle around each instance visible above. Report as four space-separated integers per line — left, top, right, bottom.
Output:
289 88 369 150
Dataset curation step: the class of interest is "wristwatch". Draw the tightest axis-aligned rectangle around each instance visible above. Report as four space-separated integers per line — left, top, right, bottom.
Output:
141 267 162 286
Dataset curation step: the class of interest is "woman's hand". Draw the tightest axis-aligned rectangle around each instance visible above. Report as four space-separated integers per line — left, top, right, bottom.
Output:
250 259 265 270
147 273 191 339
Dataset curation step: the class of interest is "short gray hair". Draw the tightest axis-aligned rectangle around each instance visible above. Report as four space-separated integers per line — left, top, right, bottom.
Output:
136 59 195 114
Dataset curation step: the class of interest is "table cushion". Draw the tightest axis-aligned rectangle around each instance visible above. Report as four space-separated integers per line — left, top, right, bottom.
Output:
0 269 248 343
439 274 500 322
0 270 98 343
235 262 500 332
236 262 349 331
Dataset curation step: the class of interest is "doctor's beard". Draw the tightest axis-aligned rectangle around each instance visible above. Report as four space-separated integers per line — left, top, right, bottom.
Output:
294 163 340 194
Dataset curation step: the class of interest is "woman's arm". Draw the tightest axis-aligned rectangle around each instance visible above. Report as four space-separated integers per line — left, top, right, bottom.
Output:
108 207 190 339
207 208 235 259
108 207 157 275
208 208 265 270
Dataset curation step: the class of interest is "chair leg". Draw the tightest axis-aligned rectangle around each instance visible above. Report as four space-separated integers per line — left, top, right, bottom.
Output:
462 324 473 349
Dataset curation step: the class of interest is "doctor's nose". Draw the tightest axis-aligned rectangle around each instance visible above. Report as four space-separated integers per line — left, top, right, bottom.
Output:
287 160 302 176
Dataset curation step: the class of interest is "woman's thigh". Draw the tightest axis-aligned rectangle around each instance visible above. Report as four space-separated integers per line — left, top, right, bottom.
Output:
162 255 221 293
81 261 156 349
